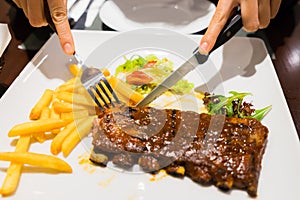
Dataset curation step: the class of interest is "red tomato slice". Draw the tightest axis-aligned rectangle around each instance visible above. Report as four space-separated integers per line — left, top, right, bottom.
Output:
126 71 153 85
143 60 157 68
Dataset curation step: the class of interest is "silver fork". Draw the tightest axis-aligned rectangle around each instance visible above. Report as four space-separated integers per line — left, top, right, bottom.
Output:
74 53 120 109
43 0 120 109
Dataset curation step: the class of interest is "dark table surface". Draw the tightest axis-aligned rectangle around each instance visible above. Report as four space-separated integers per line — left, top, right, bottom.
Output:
1 0 300 139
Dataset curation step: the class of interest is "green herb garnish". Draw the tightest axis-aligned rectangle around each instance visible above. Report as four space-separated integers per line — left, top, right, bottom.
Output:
203 91 272 121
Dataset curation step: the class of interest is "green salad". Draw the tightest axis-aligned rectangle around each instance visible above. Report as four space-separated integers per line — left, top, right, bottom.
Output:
114 55 271 120
115 54 194 95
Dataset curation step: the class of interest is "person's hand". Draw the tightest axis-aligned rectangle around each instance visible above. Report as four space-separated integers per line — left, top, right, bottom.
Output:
12 0 75 55
199 0 282 55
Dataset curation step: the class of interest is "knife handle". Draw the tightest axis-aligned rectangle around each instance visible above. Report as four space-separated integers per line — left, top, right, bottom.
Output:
196 7 243 55
211 7 242 53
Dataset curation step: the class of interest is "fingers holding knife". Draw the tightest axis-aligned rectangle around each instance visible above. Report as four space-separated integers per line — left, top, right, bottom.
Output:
199 0 282 55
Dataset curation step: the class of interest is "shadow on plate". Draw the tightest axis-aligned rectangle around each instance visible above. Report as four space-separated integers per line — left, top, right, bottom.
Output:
195 38 268 92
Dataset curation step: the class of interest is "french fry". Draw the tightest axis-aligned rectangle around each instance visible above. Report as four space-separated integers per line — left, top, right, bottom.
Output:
56 91 95 106
0 136 31 196
60 110 89 121
40 107 51 118
34 107 51 143
55 77 76 91
0 152 72 173
8 119 72 137
69 64 81 77
55 83 76 93
61 116 94 157
50 105 61 134
55 78 84 94
56 91 76 103
76 85 87 95
29 89 54 120
108 76 143 105
51 118 84 155
52 101 87 113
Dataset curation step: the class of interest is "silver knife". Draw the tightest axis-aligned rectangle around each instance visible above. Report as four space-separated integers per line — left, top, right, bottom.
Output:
136 50 208 107
72 0 95 30
136 8 243 107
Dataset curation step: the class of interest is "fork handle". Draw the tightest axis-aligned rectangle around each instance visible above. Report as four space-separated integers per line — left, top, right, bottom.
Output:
43 0 58 33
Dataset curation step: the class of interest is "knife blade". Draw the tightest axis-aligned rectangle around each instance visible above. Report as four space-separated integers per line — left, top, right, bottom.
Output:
136 7 243 107
72 0 95 30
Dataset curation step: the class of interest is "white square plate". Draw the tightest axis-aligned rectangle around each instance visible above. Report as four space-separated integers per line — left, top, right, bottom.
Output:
0 30 300 200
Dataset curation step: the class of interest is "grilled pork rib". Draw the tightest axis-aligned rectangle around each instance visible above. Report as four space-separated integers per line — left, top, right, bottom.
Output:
91 105 268 197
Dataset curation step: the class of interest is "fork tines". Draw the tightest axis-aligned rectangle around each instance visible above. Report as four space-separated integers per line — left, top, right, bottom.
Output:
87 78 120 110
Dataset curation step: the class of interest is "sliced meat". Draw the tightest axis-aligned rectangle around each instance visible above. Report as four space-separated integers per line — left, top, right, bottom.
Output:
91 104 268 197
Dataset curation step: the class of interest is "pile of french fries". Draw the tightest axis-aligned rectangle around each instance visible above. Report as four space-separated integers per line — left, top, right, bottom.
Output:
0 64 93 196
0 64 146 197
